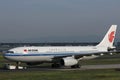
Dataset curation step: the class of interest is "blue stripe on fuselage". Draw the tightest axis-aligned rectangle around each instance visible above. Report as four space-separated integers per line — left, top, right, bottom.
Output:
4 50 100 57
4 53 76 57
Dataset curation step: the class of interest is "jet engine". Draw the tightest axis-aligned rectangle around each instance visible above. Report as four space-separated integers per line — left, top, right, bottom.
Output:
60 57 78 67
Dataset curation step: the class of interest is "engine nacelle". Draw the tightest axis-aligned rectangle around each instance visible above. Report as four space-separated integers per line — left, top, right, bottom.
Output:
60 57 78 67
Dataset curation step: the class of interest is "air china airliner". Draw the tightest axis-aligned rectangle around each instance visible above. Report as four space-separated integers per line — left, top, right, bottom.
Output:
3 25 117 68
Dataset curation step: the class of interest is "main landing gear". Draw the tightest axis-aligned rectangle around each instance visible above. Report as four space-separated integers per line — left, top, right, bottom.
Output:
51 63 81 68
71 64 81 68
16 62 21 69
51 63 61 68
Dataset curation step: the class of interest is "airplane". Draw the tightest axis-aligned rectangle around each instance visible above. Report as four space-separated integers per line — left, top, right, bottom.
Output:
3 25 117 68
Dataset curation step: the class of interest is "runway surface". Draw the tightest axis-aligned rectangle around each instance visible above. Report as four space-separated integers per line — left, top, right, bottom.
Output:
1 64 120 72
81 64 120 70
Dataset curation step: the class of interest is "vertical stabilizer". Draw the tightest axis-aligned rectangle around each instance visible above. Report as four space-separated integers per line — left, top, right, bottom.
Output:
96 25 117 48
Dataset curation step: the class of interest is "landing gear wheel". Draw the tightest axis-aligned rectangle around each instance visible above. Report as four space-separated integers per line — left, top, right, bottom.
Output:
71 64 81 68
16 62 21 69
51 63 61 68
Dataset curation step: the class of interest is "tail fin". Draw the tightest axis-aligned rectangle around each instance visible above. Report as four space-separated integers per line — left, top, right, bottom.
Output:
96 25 117 48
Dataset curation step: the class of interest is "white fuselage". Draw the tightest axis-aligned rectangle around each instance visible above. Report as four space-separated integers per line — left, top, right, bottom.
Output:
4 46 107 62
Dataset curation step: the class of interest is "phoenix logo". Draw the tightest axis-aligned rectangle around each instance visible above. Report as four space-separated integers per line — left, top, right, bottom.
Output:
24 49 27 52
108 31 115 43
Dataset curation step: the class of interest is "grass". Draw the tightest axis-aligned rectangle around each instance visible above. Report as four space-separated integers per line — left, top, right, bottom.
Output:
0 69 120 80
0 54 3 59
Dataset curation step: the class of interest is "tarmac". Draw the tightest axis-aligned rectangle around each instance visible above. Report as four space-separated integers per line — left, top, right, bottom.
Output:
1 64 120 72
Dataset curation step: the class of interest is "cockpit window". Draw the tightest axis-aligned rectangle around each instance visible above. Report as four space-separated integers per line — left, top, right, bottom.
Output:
6 51 14 53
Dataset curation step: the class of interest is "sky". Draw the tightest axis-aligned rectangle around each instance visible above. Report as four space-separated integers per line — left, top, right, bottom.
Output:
0 0 120 43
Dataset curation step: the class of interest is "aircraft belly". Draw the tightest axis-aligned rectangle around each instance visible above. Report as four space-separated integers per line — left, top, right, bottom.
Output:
6 56 53 62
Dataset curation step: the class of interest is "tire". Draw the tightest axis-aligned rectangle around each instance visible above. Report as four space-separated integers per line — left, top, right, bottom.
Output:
51 63 61 68
71 64 81 68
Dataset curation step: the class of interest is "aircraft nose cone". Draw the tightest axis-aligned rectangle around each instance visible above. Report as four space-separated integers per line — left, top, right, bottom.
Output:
3 53 10 60
3 53 18 62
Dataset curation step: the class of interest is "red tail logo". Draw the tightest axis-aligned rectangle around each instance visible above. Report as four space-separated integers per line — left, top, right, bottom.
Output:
108 31 115 43
24 49 27 52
